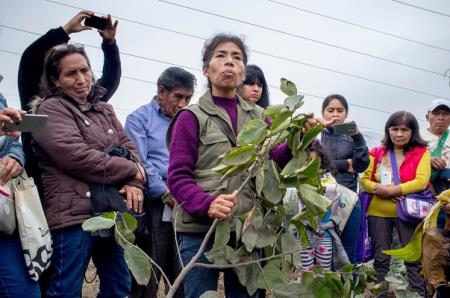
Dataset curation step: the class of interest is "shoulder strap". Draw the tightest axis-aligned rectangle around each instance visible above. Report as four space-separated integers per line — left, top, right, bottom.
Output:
389 149 401 185
209 115 237 147
434 130 449 154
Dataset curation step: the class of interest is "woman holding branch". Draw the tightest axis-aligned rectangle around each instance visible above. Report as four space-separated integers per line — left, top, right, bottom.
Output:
167 34 295 297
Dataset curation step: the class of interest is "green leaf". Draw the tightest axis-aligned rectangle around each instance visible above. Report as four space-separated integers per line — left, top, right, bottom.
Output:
242 207 258 252
272 283 303 298
120 212 138 233
263 104 284 120
234 217 243 244
245 255 261 296
115 213 136 244
283 94 304 112
237 119 267 145
219 161 253 183
256 165 264 197
255 230 278 248
199 291 219 298
214 220 231 247
280 154 306 178
341 263 353 273
270 109 293 134
298 123 324 150
296 157 321 178
262 160 282 205
205 245 234 265
291 220 309 246
280 233 301 267
123 243 151 286
211 163 234 175
222 145 256 166
383 222 424 262
342 279 351 298
312 276 333 298
256 259 291 289
280 78 297 96
82 215 115 232
298 184 331 215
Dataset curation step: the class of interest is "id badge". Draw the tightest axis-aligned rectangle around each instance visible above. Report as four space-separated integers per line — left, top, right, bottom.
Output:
380 171 392 185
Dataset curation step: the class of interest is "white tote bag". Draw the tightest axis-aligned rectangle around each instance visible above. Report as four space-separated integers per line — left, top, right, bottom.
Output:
12 175 52 281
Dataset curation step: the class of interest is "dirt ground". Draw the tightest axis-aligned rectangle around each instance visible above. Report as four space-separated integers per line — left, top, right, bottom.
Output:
81 261 226 298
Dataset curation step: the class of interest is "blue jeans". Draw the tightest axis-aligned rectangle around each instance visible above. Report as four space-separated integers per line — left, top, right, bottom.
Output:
179 233 257 298
46 226 130 298
341 200 362 263
0 232 41 298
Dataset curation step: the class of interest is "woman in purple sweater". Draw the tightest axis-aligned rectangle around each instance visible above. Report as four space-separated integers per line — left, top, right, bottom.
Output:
167 34 293 297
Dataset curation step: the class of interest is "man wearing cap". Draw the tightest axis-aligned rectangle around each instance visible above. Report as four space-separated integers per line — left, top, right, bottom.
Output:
421 99 450 195
125 67 196 298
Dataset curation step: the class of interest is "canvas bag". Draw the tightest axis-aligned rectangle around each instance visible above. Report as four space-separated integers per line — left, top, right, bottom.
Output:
325 183 358 233
12 174 52 281
389 149 435 224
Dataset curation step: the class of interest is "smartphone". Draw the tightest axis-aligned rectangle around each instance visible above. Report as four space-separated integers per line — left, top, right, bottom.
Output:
2 114 48 133
84 15 108 30
332 122 356 135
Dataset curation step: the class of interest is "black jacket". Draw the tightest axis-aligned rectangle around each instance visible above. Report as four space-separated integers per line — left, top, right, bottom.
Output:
321 129 370 192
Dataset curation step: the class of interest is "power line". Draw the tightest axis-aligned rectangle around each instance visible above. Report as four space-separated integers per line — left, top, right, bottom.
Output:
156 0 447 78
267 0 450 53
0 47 413 127
39 1 450 96
8 9 449 101
391 0 450 18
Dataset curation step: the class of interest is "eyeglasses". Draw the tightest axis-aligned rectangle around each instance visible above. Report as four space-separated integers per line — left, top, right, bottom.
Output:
47 43 85 59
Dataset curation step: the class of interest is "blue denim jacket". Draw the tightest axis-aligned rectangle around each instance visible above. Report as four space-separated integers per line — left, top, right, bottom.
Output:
0 93 25 166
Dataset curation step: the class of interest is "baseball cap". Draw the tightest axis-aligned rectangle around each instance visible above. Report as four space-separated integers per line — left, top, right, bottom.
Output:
428 99 450 112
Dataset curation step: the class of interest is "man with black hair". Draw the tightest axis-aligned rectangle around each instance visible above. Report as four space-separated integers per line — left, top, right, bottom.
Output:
125 67 196 298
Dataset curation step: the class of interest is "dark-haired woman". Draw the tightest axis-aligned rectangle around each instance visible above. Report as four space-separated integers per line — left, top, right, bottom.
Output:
320 94 369 263
237 64 270 108
31 44 144 297
167 34 299 297
360 111 429 296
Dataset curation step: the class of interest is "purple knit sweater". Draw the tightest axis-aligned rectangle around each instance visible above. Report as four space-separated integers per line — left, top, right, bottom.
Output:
168 96 290 216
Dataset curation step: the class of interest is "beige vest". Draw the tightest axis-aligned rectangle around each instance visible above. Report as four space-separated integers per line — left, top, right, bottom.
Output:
168 91 263 233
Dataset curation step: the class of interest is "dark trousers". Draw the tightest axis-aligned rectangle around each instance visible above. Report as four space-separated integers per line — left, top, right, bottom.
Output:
368 216 426 296
131 199 183 298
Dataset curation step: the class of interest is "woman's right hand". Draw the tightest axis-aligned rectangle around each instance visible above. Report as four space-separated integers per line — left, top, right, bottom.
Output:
207 193 237 219
0 108 26 137
62 10 93 35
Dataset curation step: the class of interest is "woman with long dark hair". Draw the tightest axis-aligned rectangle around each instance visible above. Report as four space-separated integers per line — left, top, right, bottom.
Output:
360 111 429 296
237 64 270 108
320 94 370 263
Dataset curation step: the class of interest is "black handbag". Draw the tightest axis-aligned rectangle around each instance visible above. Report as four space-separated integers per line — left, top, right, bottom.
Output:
89 145 146 235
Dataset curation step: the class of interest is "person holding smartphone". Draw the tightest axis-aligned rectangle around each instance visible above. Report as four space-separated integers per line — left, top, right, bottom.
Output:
0 79 34 296
17 10 121 199
320 94 370 264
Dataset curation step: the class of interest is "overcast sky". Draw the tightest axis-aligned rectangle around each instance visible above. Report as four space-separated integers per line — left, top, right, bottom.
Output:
1 0 450 148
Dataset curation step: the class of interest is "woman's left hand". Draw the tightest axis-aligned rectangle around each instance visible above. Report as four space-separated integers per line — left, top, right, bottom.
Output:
374 184 401 199
0 156 22 185
98 14 118 44
119 185 143 213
